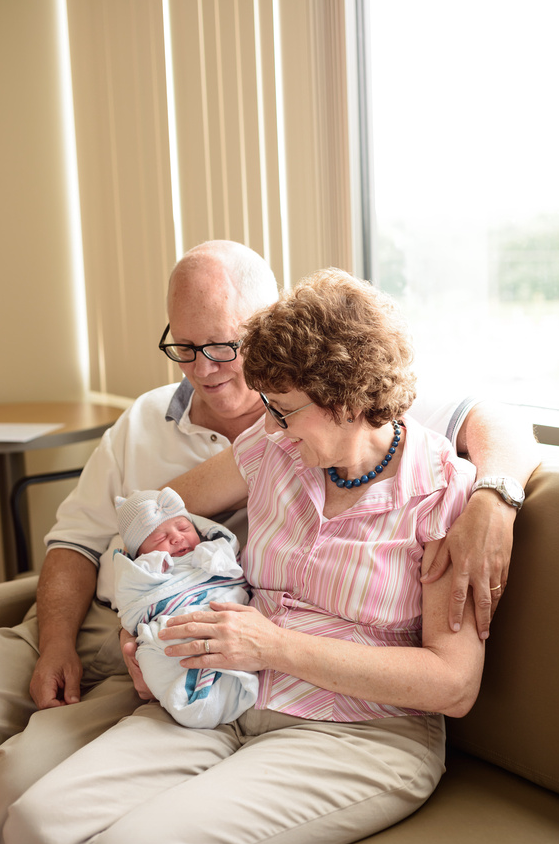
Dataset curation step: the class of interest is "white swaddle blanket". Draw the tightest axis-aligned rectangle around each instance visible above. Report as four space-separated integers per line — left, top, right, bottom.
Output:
114 523 258 728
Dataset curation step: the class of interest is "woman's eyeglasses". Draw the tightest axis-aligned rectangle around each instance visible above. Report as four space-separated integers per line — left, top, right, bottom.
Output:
260 393 314 429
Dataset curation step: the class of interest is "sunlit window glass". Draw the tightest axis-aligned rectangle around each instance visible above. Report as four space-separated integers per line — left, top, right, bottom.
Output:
368 0 559 410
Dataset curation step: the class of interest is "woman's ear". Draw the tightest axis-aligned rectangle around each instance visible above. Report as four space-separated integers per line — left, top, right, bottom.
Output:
344 406 364 425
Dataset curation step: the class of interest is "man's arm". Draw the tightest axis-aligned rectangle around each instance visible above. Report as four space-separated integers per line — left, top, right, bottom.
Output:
30 548 97 709
30 424 122 708
422 400 541 639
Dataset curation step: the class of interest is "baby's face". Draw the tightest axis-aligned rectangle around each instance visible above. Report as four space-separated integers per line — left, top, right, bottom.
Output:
138 516 201 558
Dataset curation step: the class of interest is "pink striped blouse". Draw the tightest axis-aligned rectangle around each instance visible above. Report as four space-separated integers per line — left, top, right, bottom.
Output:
232 414 475 721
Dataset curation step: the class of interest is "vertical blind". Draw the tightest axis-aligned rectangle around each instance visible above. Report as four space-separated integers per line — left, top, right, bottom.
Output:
65 0 355 399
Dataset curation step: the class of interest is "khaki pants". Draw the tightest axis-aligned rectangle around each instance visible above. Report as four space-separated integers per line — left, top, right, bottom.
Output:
5 702 445 844
0 600 142 833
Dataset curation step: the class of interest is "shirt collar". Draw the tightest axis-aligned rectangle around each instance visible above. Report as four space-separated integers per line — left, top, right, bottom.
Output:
165 379 194 425
268 413 449 510
392 414 449 504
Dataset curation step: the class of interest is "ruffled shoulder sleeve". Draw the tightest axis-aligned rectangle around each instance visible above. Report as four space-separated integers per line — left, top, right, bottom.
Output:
415 446 475 545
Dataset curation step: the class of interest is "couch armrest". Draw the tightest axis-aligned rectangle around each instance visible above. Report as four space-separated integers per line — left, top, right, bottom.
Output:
0 574 38 627
447 453 559 793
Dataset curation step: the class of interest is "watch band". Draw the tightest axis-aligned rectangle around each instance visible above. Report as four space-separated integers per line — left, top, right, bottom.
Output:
471 476 525 510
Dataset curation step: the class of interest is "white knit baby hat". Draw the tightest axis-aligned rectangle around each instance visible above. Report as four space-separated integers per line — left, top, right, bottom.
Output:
115 487 192 558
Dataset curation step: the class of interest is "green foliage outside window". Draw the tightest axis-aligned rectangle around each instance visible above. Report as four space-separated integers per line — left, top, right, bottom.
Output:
490 215 559 302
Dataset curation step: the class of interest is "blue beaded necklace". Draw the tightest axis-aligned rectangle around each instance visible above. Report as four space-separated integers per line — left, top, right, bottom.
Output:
327 420 402 490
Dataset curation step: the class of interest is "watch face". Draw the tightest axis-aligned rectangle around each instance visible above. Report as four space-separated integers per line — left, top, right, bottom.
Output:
503 477 524 503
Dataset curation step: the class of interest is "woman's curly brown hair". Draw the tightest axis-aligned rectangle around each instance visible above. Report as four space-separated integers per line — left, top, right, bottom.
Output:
241 268 417 428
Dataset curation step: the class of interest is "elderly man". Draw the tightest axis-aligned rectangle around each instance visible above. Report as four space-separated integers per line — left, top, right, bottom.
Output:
0 240 539 832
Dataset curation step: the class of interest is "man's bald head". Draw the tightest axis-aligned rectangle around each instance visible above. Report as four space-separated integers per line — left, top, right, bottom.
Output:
168 241 278 322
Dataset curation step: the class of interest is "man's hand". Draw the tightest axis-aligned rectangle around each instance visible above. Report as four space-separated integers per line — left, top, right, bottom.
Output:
33 548 98 708
29 644 83 709
421 491 516 640
119 628 154 700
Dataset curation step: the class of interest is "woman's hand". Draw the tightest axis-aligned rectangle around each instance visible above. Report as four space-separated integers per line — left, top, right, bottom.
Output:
158 602 282 672
119 628 155 700
421 490 516 640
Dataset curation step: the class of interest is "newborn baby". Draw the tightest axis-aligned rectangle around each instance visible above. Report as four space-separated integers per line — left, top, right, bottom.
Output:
113 487 258 728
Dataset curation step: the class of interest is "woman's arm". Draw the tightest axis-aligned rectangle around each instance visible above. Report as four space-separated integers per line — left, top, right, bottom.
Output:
166 446 249 516
423 400 541 639
160 540 485 717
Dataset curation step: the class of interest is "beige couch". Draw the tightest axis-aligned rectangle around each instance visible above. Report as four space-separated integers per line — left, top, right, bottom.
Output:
1 454 558 842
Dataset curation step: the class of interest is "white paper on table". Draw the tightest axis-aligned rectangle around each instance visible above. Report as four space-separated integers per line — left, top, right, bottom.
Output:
0 423 64 443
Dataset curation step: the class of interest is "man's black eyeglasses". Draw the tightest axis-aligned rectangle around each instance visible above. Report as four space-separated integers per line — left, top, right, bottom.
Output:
158 325 241 363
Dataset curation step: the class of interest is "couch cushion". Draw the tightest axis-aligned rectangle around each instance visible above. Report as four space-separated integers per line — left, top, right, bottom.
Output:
358 747 559 844
446 456 559 793
0 574 38 627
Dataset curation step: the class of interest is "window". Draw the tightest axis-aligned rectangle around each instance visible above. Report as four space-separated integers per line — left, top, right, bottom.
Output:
367 0 559 412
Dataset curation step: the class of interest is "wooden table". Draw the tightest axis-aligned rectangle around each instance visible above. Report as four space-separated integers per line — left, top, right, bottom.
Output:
0 402 123 580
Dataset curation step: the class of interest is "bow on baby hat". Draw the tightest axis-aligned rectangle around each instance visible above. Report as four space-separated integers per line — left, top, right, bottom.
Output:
115 487 192 558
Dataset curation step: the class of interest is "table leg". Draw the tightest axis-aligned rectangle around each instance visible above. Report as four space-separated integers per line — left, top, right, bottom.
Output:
0 452 29 580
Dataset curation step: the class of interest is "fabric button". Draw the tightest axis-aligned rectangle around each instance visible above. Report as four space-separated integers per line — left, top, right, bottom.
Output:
210 434 218 442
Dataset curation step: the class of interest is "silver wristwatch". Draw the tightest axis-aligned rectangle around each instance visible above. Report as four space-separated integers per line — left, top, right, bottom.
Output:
471 476 525 510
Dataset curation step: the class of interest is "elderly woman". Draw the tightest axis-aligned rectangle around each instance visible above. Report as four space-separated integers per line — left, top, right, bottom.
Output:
8 270 484 844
